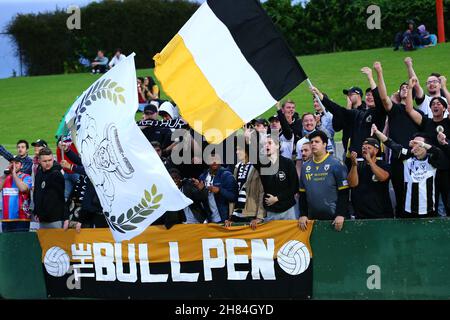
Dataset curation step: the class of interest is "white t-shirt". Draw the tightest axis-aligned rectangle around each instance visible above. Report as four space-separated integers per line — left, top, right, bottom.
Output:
108 54 126 68
280 134 294 159
417 95 448 119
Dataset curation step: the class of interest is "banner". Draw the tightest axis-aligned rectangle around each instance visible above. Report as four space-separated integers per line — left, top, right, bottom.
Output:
65 54 192 242
37 221 314 299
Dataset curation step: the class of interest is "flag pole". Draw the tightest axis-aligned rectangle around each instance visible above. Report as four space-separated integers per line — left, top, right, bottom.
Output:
306 78 326 113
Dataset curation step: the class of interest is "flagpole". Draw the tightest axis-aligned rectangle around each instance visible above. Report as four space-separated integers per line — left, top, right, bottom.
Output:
306 78 326 113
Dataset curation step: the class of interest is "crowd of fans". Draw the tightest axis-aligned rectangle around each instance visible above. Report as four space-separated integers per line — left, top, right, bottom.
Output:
1 56 449 234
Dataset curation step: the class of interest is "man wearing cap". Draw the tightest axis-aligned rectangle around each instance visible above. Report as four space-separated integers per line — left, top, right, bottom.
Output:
0 140 33 175
0 156 32 232
253 118 269 134
311 67 386 167
348 138 393 219
30 139 48 189
139 103 172 152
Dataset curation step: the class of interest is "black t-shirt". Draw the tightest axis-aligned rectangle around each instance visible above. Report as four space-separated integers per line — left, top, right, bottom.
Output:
420 117 450 147
387 103 423 148
351 160 394 219
142 126 172 150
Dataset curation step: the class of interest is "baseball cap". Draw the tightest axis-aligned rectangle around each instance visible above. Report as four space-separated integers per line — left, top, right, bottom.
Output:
268 114 279 122
144 104 158 114
253 118 269 126
31 139 48 147
343 87 363 97
363 137 380 149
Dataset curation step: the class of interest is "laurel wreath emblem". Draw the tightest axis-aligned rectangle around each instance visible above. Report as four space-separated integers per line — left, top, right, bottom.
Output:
104 184 163 234
74 78 126 130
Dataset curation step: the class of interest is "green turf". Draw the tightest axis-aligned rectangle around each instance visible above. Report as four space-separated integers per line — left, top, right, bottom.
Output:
1 44 449 151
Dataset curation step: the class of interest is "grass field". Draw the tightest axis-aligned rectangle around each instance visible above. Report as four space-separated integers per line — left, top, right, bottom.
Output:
1 43 449 151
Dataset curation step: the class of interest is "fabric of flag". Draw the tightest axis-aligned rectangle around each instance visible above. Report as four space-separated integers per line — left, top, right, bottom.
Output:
154 0 307 144
65 54 192 242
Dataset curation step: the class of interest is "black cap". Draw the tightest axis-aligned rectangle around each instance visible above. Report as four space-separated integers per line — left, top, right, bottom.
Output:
268 114 279 122
11 155 23 163
343 87 363 97
253 118 269 126
144 104 158 114
363 137 380 149
31 139 48 147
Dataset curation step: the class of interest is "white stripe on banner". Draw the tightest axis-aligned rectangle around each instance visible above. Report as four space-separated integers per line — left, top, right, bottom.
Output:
179 2 277 123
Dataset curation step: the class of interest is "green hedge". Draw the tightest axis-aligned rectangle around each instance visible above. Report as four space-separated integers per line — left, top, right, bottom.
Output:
6 0 449 76
263 0 449 55
6 0 199 76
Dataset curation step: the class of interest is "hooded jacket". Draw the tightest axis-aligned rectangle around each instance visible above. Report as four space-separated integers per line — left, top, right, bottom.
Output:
33 162 65 222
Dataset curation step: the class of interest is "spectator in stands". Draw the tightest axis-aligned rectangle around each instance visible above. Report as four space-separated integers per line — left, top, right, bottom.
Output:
373 125 448 218
279 99 303 144
348 138 393 219
108 48 126 69
300 141 313 163
405 57 449 118
310 66 386 167
295 112 334 176
139 104 172 152
33 148 65 229
313 96 335 151
225 142 266 230
393 20 421 51
298 130 349 231
151 141 174 170
374 61 422 217
169 168 208 224
30 139 48 191
401 77 450 216
144 76 160 100
59 142 106 229
0 156 32 232
56 135 79 201
253 118 269 134
255 135 298 221
137 77 147 112
197 153 238 223
268 110 294 159
91 50 109 74
0 140 33 175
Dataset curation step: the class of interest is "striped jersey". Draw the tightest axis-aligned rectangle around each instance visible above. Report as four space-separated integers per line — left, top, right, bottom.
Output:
1 173 32 221
403 157 436 215
385 138 447 216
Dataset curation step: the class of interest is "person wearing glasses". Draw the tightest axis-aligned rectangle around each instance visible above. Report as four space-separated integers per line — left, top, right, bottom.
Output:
404 57 449 118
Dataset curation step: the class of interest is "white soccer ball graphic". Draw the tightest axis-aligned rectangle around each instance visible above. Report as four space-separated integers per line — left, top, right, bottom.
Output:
44 246 70 277
277 240 311 275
